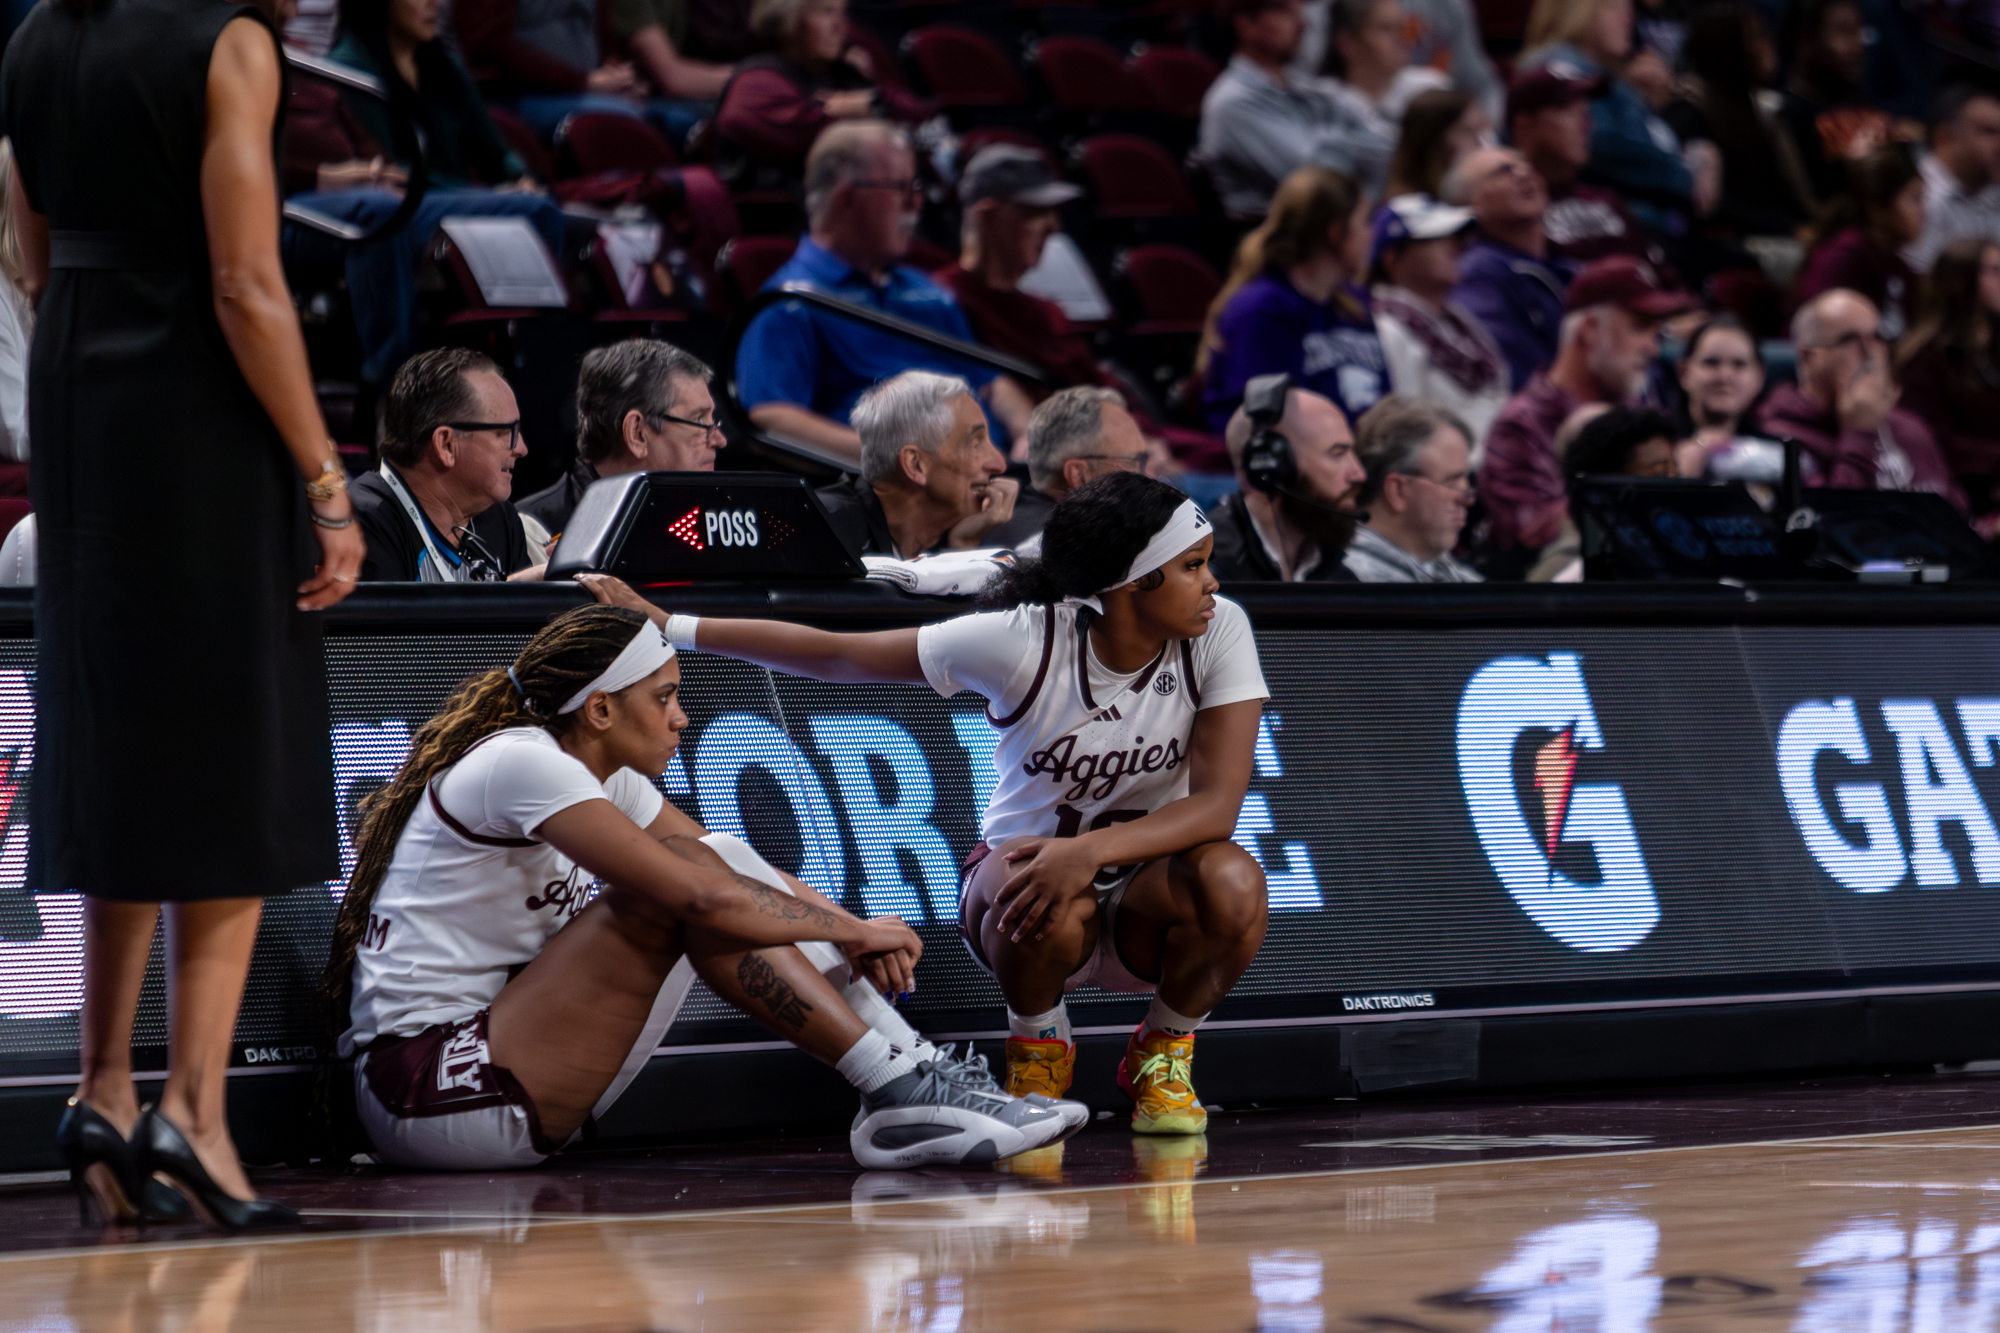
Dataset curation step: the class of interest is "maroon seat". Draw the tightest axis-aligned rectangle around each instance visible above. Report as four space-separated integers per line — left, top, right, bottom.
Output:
1033 36 1149 113
557 112 679 178
487 105 556 183
957 126 1060 173
1118 244 1219 334
1131 47 1220 120
1078 134 1197 218
902 27 1027 107
716 234 800 312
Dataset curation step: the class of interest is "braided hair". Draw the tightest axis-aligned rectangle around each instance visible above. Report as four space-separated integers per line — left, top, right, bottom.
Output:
316 604 652 1040
980 472 1191 609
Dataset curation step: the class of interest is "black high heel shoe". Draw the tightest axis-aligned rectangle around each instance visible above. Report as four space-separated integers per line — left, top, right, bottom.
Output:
55 1098 193 1226
132 1106 300 1232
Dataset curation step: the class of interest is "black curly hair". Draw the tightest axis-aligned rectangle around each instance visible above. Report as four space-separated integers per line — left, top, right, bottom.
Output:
980 473 1193 608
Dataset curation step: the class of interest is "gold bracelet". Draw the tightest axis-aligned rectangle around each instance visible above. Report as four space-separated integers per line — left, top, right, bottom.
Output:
305 458 347 502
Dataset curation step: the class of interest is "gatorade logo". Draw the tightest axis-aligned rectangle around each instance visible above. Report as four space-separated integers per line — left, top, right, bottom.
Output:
1455 653 1659 953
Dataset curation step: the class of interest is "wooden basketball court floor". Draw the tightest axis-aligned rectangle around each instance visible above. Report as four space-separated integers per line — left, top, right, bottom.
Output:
10 1072 2000 1331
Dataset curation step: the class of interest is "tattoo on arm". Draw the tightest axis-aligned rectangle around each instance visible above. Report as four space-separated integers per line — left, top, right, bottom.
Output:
740 877 841 929
736 951 815 1031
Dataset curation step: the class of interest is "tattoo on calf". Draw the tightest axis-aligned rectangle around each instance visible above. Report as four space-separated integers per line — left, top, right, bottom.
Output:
737 952 815 1030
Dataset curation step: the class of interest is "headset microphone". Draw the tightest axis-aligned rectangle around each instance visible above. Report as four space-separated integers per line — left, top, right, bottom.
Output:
1240 372 1371 522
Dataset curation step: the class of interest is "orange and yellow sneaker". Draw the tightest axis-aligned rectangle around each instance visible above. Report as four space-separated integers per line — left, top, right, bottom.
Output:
1005 1037 1076 1100
1117 1029 1207 1135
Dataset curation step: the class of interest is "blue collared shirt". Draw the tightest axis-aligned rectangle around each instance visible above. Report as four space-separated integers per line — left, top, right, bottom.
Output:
736 237 996 427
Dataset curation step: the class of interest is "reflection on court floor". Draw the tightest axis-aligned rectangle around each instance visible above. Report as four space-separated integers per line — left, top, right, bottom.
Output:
11 1124 2000 1331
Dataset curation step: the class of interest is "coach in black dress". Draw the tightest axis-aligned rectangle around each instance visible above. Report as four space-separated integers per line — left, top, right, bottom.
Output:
2 0 363 1227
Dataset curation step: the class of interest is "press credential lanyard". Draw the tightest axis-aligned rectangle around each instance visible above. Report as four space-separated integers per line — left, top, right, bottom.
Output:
378 462 466 583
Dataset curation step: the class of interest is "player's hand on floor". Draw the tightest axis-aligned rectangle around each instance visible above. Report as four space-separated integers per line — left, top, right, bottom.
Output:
996 838 1100 942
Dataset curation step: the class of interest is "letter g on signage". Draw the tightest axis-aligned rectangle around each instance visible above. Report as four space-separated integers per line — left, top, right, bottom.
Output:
1456 653 1659 952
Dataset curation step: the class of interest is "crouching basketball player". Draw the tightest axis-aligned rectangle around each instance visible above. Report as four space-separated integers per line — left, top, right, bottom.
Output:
583 471 1270 1134
320 604 1075 1171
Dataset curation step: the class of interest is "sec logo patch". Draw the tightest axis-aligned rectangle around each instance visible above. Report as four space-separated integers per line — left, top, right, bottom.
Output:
1154 672 1177 697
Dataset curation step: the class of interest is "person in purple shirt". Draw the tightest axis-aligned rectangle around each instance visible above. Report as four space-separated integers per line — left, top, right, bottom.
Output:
1444 146 1580 390
1198 166 1392 432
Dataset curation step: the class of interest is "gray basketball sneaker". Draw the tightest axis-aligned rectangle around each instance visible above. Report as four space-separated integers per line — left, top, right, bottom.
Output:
932 1043 1090 1142
852 1054 1070 1169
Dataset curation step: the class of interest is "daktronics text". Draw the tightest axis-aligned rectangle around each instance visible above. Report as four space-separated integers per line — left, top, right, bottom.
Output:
1779 696 2000 893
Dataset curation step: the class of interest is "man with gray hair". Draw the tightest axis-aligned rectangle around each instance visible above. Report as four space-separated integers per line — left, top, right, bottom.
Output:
986 387 1150 553
816 370 1015 558
736 120 1035 468
1342 397 1482 582
520 340 720 537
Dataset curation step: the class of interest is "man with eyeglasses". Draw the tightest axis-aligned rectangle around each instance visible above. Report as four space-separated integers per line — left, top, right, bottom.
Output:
985 387 1152 555
736 120 1036 469
520 341 722 539
1343 396 1482 582
351 348 543 583
1757 288 1964 507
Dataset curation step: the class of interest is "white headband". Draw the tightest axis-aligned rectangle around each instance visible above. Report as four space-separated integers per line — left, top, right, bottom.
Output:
557 620 676 714
1097 499 1212 594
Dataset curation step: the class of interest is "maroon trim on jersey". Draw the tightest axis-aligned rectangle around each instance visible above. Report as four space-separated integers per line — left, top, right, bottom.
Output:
1076 611 1171 711
1179 639 1202 708
986 603 1058 729
427 783 539 849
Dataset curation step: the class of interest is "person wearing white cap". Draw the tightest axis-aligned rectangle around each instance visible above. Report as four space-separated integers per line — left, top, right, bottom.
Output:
325 603 1078 1173
583 471 1271 1140
1368 193 1510 465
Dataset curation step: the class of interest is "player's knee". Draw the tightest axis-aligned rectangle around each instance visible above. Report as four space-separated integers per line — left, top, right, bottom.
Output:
1191 842 1268 941
599 883 683 954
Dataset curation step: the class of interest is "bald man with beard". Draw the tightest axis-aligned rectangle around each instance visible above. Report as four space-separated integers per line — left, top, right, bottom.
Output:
1208 387 1367 581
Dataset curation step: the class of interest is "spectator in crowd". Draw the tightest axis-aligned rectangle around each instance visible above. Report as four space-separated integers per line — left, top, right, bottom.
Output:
607 0 738 105
1296 0 1504 121
1519 0 1698 229
1199 167 1390 432
1368 193 1510 462
298 0 569 386
1672 314 1778 479
1909 86 2000 273
1507 63 1654 264
736 121 1035 468
1796 143 1925 341
352 349 541 581
1777 0 1899 205
1198 0 1392 219
1480 255 1690 554
1445 146 1577 389
815 371 1017 558
1210 386 1367 581
1343 397 1483 581
986 388 1151 553
1527 405 1677 579
1321 0 1451 141
1662 6 1817 242
1386 87 1491 197
1895 240 2000 508
1758 287 1964 506
0 140 29 473
714 0 932 200
519 341 721 537
454 0 704 147
931 145 1095 393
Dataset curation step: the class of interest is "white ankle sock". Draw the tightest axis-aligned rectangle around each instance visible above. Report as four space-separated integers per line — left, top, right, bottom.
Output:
839 977 938 1062
1009 1002 1071 1047
835 1028 918 1095
1143 996 1206 1040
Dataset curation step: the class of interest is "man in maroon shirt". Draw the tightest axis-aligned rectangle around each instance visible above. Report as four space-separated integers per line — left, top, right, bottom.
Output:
1506 64 1656 267
1479 256 1691 557
1758 288 1966 511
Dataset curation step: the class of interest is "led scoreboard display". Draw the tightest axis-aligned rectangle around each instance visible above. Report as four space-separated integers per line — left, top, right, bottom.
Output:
5 598 2000 1077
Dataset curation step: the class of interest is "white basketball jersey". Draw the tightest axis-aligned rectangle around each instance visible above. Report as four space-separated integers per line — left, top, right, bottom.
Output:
918 599 1268 871
340 728 665 1056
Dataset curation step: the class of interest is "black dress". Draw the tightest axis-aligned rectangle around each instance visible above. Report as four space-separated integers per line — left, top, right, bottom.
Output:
2 0 337 900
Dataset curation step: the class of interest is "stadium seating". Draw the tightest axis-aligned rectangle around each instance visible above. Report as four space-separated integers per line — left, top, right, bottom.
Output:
1077 133 1197 218
716 235 801 315
557 112 679 178
1117 243 1219 335
902 27 1029 109
1130 46 1220 120
1034 36 1151 113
